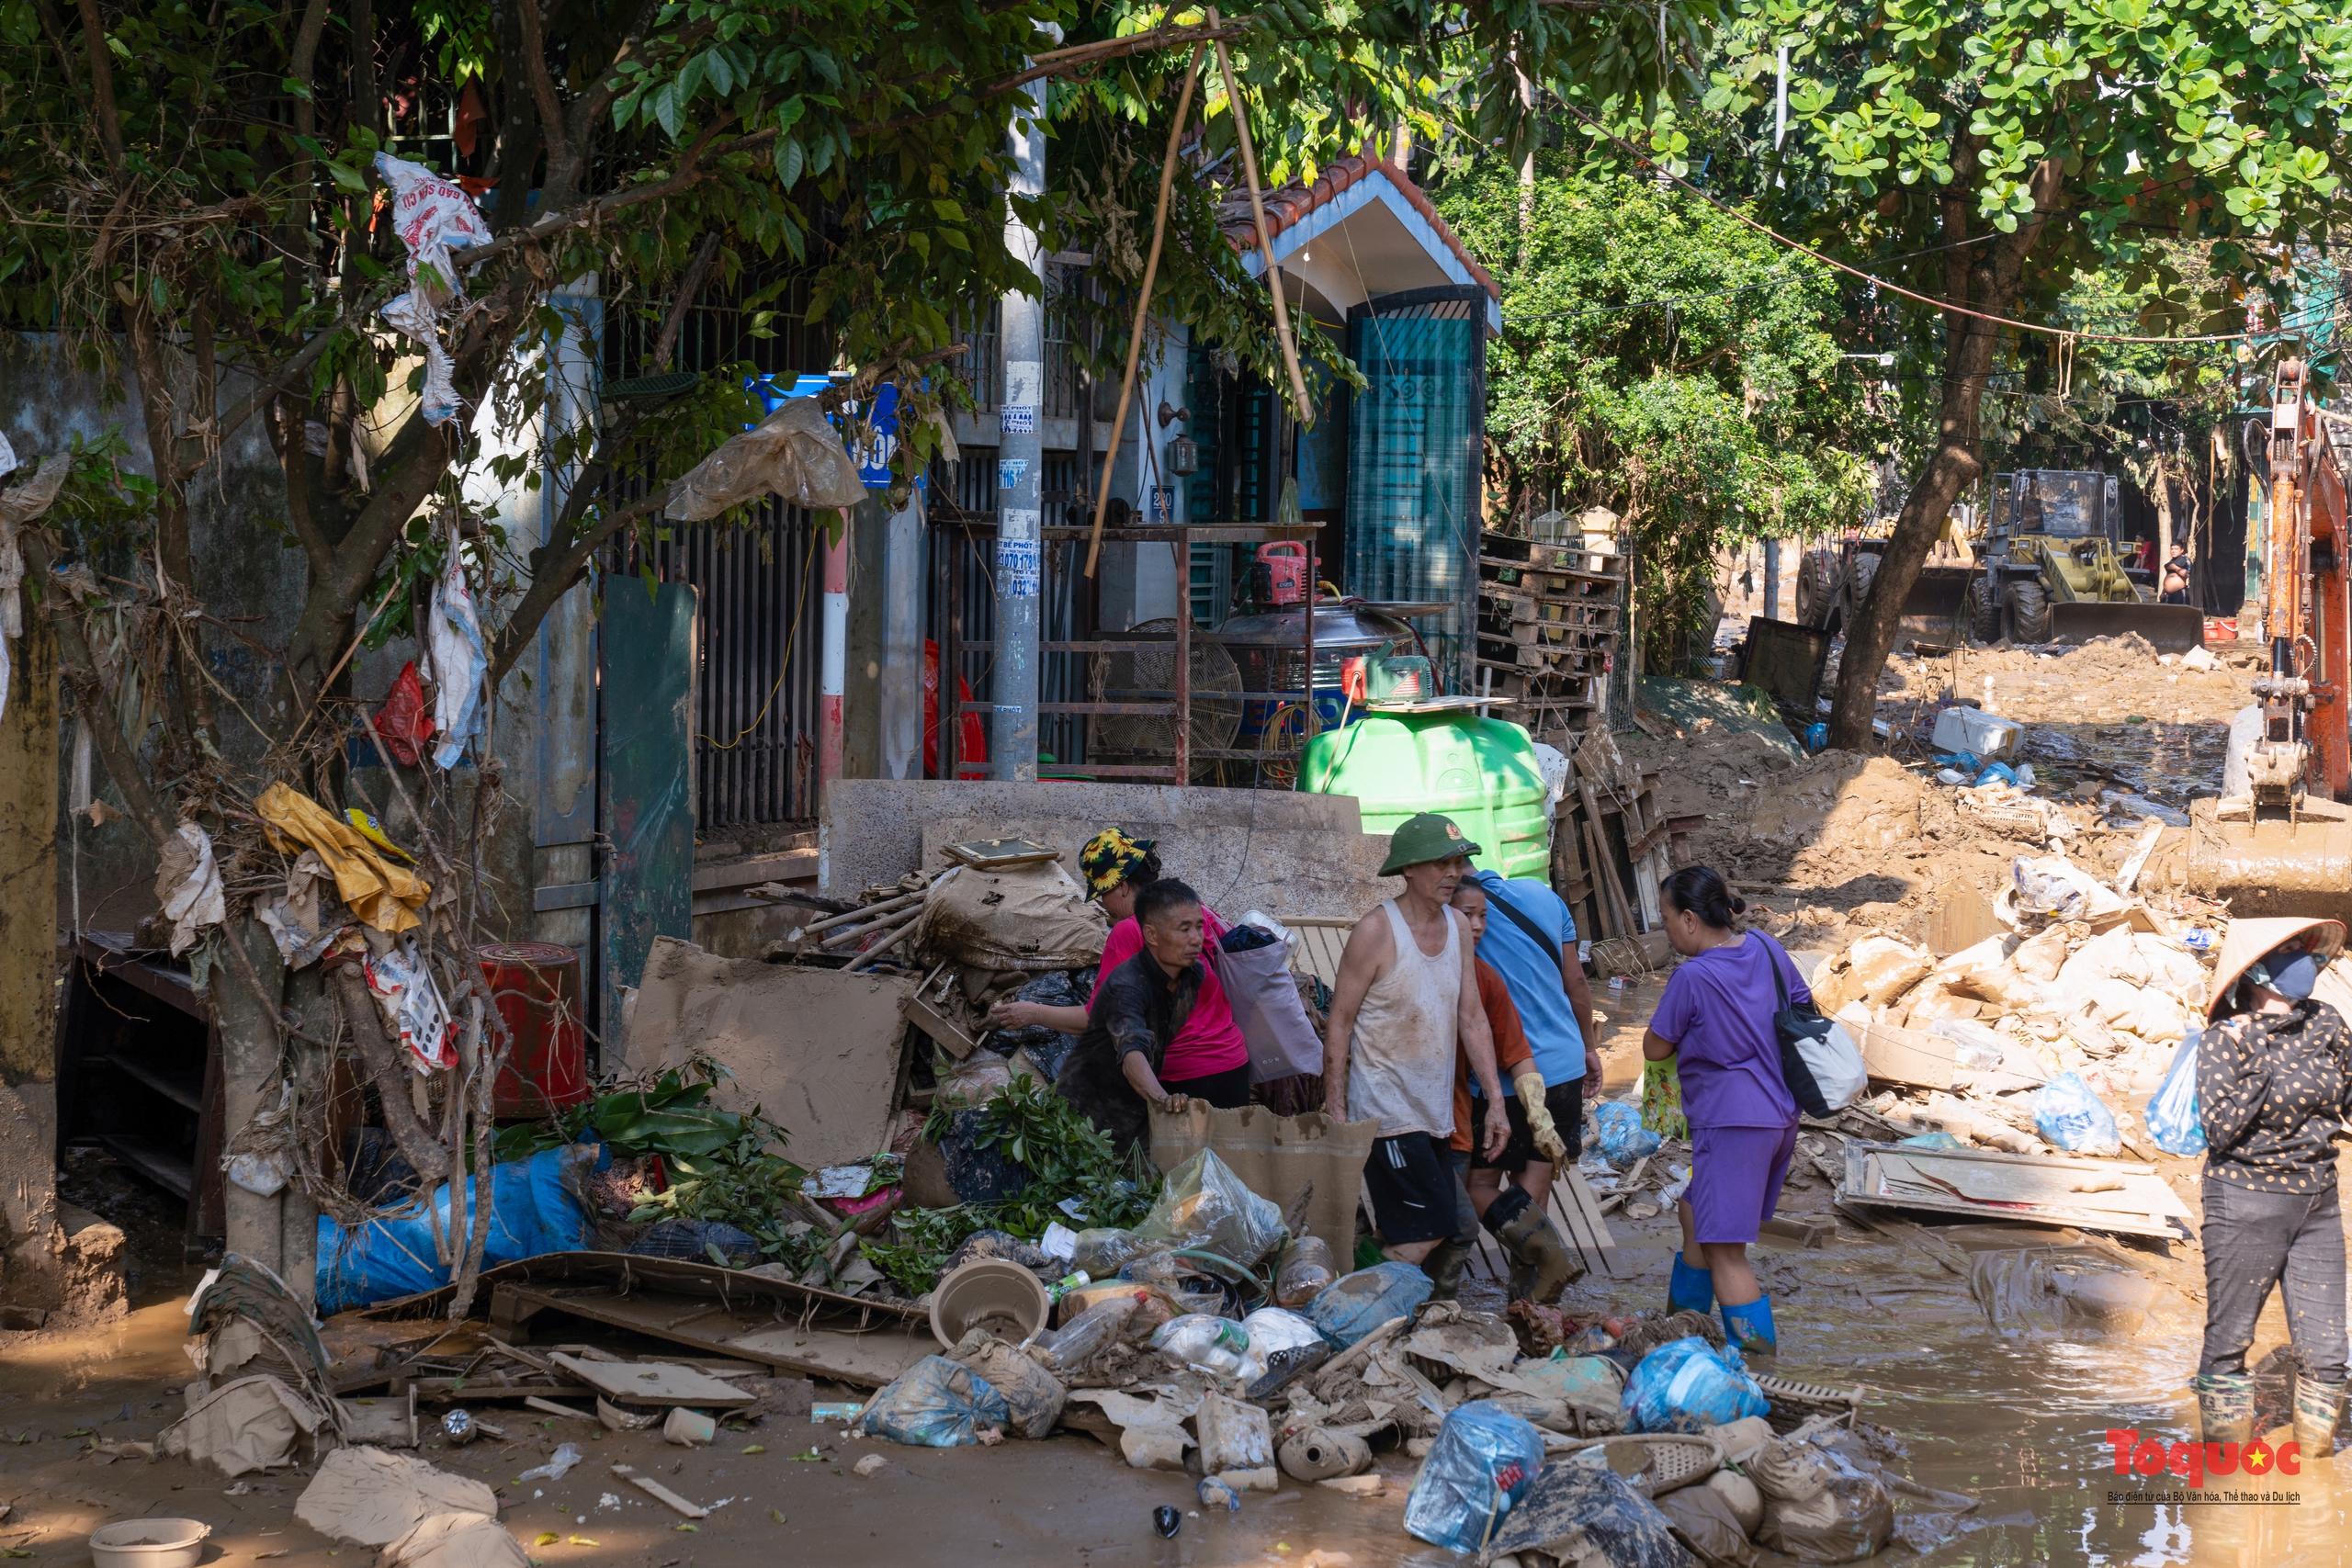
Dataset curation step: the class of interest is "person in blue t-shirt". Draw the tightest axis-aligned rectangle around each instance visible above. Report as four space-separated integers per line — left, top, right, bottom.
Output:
1459 866 1602 1301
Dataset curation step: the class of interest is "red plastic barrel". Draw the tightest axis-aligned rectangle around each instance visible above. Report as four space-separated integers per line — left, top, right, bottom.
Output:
478 942 590 1117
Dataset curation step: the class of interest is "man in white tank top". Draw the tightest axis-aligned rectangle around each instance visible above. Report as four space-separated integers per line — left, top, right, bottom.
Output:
1324 814 1509 1295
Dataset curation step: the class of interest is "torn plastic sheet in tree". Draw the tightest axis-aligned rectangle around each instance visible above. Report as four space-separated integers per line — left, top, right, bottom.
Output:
154 820 226 957
0 455 71 725
665 394 870 520
375 153 492 427
423 552 487 770
256 783 429 933
367 942 458 1071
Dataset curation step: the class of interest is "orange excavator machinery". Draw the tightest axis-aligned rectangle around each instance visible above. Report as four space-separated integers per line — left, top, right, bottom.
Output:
2143 360 2352 919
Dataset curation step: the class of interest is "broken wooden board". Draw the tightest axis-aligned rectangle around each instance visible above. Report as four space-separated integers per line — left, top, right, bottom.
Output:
1838 1141 2190 1240
622 937 916 1168
359 1253 933 1391
1849 1019 1958 1091
548 1352 752 1407
1925 879 2000 958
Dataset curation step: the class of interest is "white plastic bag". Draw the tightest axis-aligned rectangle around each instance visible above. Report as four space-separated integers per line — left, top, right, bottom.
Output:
1151 1313 1250 1377
374 154 492 427
423 549 488 770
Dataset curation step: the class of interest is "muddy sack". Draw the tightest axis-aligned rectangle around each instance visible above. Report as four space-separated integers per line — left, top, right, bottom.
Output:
947 1328 1066 1439
1623 1337 1769 1433
315 1144 596 1313
1305 1261 1432 1348
912 860 1108 974
1403 1403 1546 1553
1758 1472 1895 1564
854 1355 1012 1447
1483 1460 1691 1568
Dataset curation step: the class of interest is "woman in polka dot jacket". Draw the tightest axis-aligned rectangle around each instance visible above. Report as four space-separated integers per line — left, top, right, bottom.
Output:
2192 916 2352 1460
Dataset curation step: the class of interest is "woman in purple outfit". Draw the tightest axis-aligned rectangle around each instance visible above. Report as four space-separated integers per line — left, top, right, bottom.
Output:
1641 864 1804 1354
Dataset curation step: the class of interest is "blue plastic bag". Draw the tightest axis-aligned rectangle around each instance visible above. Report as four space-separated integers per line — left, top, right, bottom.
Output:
2145 1029 2206 1156
1623 1337 1770 1432
2033 1070 2122 1156
1305 1262 1432 1348
1403 1403 1546 1553
1933 750 1982 774
315 1144 597 1313
1974 762 2018 787
854 1355 1012 1447
1594 1101 1661 1168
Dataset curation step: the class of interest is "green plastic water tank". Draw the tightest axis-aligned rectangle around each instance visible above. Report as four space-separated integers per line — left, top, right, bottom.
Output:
1298 711 1550 879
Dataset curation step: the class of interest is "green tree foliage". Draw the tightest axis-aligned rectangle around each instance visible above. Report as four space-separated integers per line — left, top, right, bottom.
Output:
1691 0 2350 744
1439 160 1878 664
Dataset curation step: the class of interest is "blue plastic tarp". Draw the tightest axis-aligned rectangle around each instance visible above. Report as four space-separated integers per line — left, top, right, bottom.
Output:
316 1143 599 1314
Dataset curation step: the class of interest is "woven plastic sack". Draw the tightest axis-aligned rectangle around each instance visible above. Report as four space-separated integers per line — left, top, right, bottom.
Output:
1402 1403 1545 1553
1487 1461 1689 1568
1640 1055 1688 1140
853 1356 1012 1447
1623 1337 1770 1433
1131 1149 1285 1266
2033 1070 2122 1156
1595 1100 1661 1168
2144 1029 2205 1156
1304 1261 1432 1348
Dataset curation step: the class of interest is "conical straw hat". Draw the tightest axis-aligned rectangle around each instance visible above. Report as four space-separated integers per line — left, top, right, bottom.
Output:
2207 916 2346 1021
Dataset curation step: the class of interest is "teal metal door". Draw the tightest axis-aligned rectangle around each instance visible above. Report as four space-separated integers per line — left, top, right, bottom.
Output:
600 579 697 1032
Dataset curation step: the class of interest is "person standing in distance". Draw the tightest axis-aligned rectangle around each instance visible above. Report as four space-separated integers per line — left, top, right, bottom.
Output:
1324 813 1509 1295
1459 856 1602 1300
1642 864 1804 1355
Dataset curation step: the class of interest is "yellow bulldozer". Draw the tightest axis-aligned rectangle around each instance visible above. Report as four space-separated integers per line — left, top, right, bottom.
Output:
1963 469 2205 652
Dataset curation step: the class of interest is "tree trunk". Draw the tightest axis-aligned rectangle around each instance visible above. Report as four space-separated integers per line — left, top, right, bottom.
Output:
209 917 295 1290
1827 157 2066 750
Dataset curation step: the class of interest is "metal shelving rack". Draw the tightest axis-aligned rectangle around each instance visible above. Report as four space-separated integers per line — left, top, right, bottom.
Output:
942 521 1322 783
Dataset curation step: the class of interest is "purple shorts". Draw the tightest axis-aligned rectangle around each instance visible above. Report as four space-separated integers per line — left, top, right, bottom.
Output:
1687 1122 1799 1245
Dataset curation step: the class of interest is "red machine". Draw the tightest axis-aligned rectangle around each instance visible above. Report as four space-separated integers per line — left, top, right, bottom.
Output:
479 942 590 1118
1255 542 1311 605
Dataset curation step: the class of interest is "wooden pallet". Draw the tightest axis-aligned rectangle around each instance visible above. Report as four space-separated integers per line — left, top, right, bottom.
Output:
1482 534 1627 579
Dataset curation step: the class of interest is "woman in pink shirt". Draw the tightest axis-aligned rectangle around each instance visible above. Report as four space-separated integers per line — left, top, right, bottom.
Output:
988 828 1252 1109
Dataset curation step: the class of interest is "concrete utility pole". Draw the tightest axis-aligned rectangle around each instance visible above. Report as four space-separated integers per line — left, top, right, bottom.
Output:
994 67 1050 783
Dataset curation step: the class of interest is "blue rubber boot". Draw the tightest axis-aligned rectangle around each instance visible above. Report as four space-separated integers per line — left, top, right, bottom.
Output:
1721 1293 1778 1356
1668 1251 1715 1315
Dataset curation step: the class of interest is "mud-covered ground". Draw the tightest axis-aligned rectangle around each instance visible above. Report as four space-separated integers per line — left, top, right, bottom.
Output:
6 632 2341 1566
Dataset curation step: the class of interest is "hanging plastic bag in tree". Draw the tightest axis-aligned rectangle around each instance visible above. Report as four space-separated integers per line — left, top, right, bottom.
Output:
422 551 487 770
364 941 458 1071
374 153 491 427
372 660 433 767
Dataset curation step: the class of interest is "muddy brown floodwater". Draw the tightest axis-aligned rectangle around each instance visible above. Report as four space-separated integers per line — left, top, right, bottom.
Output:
8 980 2352 1566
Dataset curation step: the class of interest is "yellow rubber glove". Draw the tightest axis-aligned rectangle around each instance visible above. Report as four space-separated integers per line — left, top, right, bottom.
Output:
1516 1071 1568 1165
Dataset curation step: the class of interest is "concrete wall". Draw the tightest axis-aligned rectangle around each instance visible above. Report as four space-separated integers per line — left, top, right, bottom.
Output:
821 778 1395 919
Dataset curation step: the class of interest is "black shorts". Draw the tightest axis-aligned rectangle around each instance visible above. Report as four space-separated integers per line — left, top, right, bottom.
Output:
1467 1079 1586 1173
1364 1132 1459 1245
1160 1064 1251 1110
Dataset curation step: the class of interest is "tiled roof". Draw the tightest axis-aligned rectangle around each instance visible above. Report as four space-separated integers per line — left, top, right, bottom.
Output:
1218 150 1499 301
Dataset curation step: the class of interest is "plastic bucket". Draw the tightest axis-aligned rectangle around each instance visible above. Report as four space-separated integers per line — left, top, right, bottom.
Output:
90 1519 211 1568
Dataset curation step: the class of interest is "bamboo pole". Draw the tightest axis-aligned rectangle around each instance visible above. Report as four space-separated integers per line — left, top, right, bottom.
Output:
1209 11 1312 426
1084 45 1206 579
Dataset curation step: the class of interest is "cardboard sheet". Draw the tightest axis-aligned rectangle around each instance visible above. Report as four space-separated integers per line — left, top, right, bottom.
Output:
1842 1141 2190 1239
622 936 914 1168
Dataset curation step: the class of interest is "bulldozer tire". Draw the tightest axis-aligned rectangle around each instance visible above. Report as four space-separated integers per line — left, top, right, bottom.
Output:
2007 580 2051 643
1844 553 1879 626
1967 577 2004 645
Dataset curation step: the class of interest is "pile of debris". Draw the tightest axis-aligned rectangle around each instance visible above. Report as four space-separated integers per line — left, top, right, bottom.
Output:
1787 842 2219 1238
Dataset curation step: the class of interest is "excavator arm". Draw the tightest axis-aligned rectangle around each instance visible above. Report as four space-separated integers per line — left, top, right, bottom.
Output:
2259 358 2351 803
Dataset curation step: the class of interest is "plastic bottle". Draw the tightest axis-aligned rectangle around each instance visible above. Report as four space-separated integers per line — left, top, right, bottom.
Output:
1272 1235 1337 1309
1151 1313 1251 1375
1029 1292 1140 1377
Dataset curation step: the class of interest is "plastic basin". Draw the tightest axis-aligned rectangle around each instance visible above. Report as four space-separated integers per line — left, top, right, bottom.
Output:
90 1518 211 1568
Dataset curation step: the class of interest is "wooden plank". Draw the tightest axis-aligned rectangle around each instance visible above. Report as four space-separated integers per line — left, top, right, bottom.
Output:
1551 1170 1618 1278
548 1351 755 1406
1852 1020 1958 1091
1759 1216 1835 1249
899 992 978 1060
507 1286 931 1390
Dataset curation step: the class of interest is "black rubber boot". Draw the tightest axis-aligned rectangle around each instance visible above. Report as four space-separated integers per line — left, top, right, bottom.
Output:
1420 1239 1471 1301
